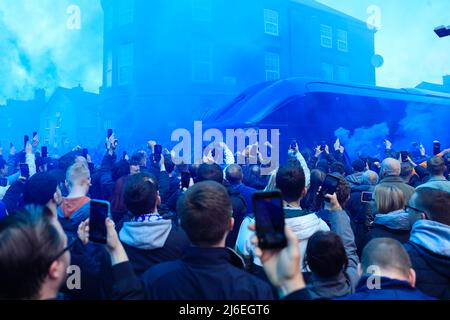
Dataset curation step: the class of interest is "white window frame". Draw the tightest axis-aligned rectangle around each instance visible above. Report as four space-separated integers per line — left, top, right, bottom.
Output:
118 43 134 86
192 43 213 83
264 9 279 36
337 29 348 52
265 52 280 81
118 0 134 26
192 0 212 22
320 24 333 48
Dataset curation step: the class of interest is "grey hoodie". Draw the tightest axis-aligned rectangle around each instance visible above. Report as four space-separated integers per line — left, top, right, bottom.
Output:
410 220 450 257
119 219 172 250
374 210 411 230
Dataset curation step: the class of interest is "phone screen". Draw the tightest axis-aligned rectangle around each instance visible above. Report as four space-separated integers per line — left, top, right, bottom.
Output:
400 151 408 162
361 191 374 203
20 163 30 179
181 172 190 189
433 141 441 155
253 191 287 250
89 200 110 244
154 145 162 162
24 135 29 149
319 174 340 201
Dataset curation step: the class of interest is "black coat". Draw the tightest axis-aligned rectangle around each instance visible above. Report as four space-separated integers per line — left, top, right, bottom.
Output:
363 223 411 248
142 247 274 300
122 224 190 277
404 241 450 299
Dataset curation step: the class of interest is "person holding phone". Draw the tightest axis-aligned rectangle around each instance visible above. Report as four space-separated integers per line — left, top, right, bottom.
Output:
236 164 329 280
59 163 91 229
138 181 274 299
117 173 190 277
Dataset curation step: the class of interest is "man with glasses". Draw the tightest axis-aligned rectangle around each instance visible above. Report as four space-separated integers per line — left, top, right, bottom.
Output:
0 206 72 300
405 187 450 299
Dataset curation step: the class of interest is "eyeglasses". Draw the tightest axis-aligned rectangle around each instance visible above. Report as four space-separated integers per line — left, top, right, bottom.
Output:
405 205 424 214
52 236 77 262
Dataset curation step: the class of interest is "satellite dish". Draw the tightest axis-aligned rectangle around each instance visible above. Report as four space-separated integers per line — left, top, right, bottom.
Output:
371 54 384 68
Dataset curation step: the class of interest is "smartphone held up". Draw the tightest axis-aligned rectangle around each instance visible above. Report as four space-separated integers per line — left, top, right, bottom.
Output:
252 190 287 250
89 200 111 244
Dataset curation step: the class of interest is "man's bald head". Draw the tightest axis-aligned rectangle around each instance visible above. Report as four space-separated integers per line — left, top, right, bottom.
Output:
361 238 412 279
380 158 401 178
362 170 379 185
225 164 243 185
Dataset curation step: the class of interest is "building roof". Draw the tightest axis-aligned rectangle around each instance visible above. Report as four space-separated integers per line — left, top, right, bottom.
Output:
416 81 450 94
46 86 98 110
291 0 371 27
203 77 450 128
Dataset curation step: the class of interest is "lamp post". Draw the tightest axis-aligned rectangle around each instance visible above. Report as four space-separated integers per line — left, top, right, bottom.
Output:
434 25 450 38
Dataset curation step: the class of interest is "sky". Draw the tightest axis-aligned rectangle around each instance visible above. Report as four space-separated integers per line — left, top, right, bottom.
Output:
0 0 449 104
0 0 103 104
317 0 450 88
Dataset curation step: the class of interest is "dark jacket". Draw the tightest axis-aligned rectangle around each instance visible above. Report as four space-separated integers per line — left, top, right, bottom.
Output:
225 183 248 248
119 217 190 277
363 210 411 248
340 276 434 300
404 220 450 300
142 247 274 300
58 201 114 299
307 210 360 300
378 176 415 202
2 180 25 214
346 184 375 254
230 183 256 214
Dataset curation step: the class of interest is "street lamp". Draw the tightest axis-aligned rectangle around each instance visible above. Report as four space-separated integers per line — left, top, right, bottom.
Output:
434 25 450 38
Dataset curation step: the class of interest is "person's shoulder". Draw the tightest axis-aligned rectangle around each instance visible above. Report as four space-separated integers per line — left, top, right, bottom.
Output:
141 259 182 285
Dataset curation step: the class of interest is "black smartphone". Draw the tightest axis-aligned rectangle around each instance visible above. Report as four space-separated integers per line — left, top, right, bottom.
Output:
0 178 8 187
107 129 113 139
24 135 29 149
400 151 409 162
41 146 48 158
361 191 374 203
154 144 162 163
433 140 441 155
318 174 340 202
181 171 191 189
89 200 111 244
20 163 30 179
320 140 326 151
82 148 88 159
290 139 297 150
252 190 287 250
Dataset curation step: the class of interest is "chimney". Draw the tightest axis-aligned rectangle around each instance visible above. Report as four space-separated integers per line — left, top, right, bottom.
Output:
443 75 450 89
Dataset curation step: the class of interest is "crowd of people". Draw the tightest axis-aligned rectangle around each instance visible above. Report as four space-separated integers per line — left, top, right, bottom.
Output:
0 133 449 300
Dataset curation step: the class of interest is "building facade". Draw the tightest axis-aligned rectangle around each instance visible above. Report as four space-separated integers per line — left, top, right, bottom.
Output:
99 0 377 144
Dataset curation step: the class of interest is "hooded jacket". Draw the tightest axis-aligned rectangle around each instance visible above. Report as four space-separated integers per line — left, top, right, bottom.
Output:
345 172 364 188
363 210 411 247
339 276 434 300
119 214 190 276
236 208 330 271
404 220 450 299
